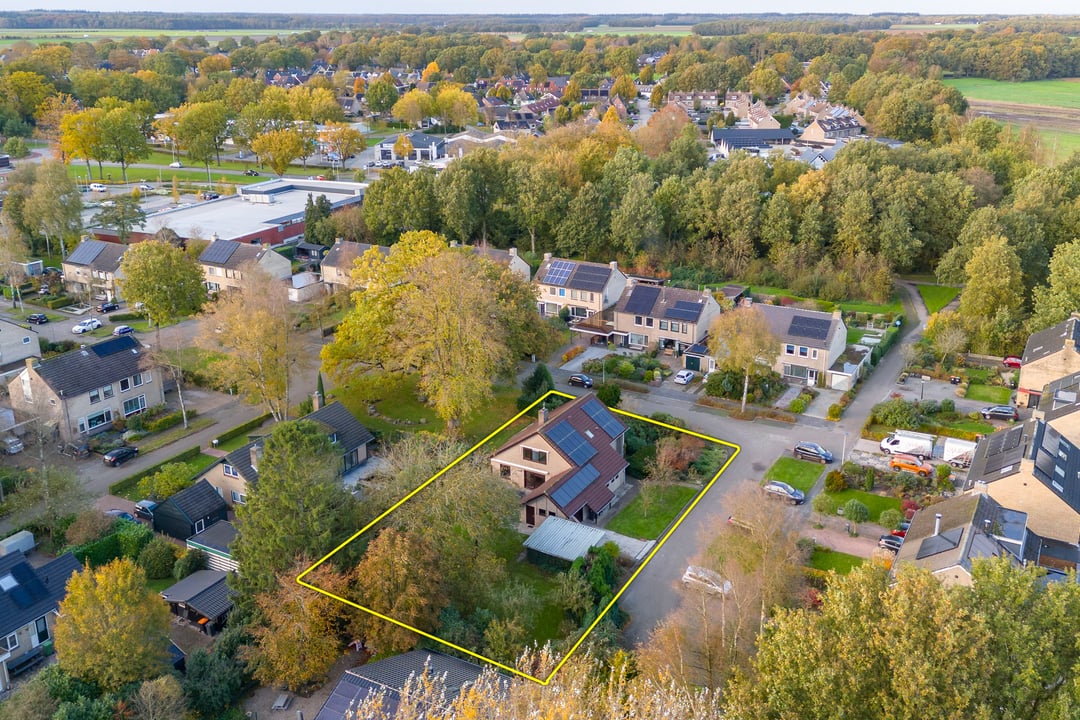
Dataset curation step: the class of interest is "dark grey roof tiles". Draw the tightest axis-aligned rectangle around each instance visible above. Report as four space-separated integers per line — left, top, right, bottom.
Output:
33 335 149 398
0 552 81 637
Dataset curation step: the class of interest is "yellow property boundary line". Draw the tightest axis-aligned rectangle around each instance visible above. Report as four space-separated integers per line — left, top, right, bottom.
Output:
297 389 740 684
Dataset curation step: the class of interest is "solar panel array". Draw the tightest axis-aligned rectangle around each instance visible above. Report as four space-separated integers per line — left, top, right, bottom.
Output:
92 336 139 358
664 300 703 322
545 420 597 465
624 285 660 315
551 464 599 508
8 562 48 609
788 315 832 341
582 398 623 439
200 239 239 266
65 239 107 266
543 259 575 286
571 264 611 293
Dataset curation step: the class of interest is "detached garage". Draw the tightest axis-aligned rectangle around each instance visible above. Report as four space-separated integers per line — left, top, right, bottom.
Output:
153 480 228 542
523 516 607 568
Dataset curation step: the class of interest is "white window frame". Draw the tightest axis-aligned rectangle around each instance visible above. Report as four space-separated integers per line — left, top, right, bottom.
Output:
223 464 239 478
231 490 247 505
123 394 147 417
1 632 17 652
120 377 130 392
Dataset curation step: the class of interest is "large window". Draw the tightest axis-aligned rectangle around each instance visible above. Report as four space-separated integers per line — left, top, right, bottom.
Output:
522 447 547 464
120 377 130 392
231 490 247 505
223 464 239 478
80 409 113 433
123 395 147 417
1 632 17 652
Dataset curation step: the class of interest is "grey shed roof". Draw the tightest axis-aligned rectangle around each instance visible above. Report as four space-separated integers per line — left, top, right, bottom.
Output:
0 552 81 637
314 650 490 720
523 516 607 562
64 239 127 271
186 520 237 558
1023 315 1080 365
166 479 227 522
160 569 234 619
303 401 375 453
32 335 149 398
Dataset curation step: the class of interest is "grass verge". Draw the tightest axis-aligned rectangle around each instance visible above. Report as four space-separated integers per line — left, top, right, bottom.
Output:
808 547 863 574
965 383 1012 404
917 284 961 315
765 456 824 494
826 489 901 524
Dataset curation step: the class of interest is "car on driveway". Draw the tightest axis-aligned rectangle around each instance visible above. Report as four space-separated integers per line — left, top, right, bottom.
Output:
673 369 695 385
878 535 903 553
888 453 934 477
762 480 806 505
72 318 102 334
102 446 138 467
112 325 135 336
793 441 833 464
97 301 119 313
27 313 48 324
681 566 731 595
568 373 593 389
105 509 135 522
982 405 1019 421
1003 356 1023 369
168 161 183 168
134 499 158 520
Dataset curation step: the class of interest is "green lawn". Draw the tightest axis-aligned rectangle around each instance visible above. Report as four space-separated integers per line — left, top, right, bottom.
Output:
146 576 176 594
917 284 961 315
605 484 699 540
935 417 995 435
944 78 1080 109
216 424 271 452
711 283 902 317
490 527 564 644
826 489 901 524
765 456 825 494
838 298 904 315
965 383 1013 404
808 547 864 574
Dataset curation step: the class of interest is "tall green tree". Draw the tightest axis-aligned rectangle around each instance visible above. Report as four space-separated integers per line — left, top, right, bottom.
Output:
435 147 507 246
959 234 1025 353
22 160 82 258
610 172 662 256
54 559 171 692
250 127 304 177
91 194 146 243
174 100 228 183
1032 239 1080 332
708 307 781 413
365 76 400 116
97 105 148 183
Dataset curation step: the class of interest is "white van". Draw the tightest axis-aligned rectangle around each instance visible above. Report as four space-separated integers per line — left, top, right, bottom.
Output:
682 566 731 596
879 429 935 460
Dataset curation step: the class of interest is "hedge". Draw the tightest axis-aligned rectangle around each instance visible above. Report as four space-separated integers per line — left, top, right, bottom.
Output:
42 296 75 309
215 412 272 445
70 532 123 566
109 311 145 322
109 445 203 496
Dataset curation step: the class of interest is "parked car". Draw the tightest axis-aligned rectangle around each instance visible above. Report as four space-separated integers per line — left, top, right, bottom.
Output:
112 325 135 336
136 183 154 192
567 373 593 389
681 566 731 596
168 161 183 168
42 266 63 277
878 535 903 553
982 405 1019 421
72 318 102 334
1 436 24 455
105 509 135 522
88 182 107 192
134 499 158 520
97 301 119 313
673 370 695 385
243 169 260 176
888 453 934 477
200 191 220 200
27 313 48 324
102 446 138 467
793 441 833 464
1002 356 1023 370
762 480 806 505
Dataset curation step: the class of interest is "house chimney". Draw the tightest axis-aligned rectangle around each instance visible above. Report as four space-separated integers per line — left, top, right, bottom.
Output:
543 252 552 262
933 513 942 536
832 308 842 320
508 247 517 258
250 444 262 472
984 518 992 534
539 405 548 426
25 357 36 372
312 391 323 411
609 260 618 271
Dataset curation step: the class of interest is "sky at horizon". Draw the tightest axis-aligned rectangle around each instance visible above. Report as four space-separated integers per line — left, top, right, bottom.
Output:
11 3 1080 18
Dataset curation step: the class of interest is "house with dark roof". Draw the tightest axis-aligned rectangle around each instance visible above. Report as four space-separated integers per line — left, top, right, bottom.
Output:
377 131 446 161
198 238 292 294
186 520 238 572
61 239 128 302
197 400 375 506
893 493 1031 586
611 280 723 354
534 253 628 336
755 304 849 389
314 650 493 720
321 240 390 292
0 316 40 375
800 114 863 144
1017 314 1080 409
160 570 234 635
710 127 796 158
0 552 81 693
490 394 628 528
6 335 164 442
152 479 229 541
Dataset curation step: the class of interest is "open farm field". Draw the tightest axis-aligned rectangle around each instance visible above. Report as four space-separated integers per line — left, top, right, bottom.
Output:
578 24 694 36
887 23 981 32
0 27 299 45
944 78 1080 109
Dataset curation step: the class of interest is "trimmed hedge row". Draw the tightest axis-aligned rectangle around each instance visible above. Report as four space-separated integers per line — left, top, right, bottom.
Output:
69 520 153 567
109 445 203 496
109 311 145 322
40 295 75 309
214 412 272 445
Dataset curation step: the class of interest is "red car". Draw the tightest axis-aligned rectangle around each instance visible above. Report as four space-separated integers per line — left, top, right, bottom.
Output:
1003 356 1022 369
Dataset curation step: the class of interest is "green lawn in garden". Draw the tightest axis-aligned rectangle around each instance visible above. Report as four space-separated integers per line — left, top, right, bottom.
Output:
605 484 699 540
825 489 901 524
917 284 961 314
943 78 1080 109
489 527 564 644
965 383 1013 404
934 417 996 435
765 456 824 494
146 576 176 594
808 547 864 574
716 283 902 316
838 298 904 315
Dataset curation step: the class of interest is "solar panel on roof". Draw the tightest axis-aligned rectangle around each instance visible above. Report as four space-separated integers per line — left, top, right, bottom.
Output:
571 265 610 293
200 240 239 266
788 315 831 341
551 464 600 507
624 285 660 315
543 259 575 286
545 420 597 465
664 301 703 322
582 398 624 439
65 239 107 266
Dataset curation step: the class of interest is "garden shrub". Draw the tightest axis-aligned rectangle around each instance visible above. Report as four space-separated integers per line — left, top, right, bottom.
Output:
116 521 153 559
864 467 875 492
871 398 920 429
596 382 621 408
789 397 806 414
825 470 847 493
580 358 604 375
878 508 904 531
517 364 555 410
615 360 635 379
174 548 208 580
138 538 179 580
65 510 115 546
812 492 839 517
940 398 955 414
70 533 123 566
918 400 940 415
827 403 843 420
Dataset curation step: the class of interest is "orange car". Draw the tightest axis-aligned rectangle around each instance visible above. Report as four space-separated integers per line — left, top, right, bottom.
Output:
889 454 934 478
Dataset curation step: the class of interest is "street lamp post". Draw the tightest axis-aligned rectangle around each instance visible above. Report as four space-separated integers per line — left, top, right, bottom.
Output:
842 431 849 464
920 377 926 402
